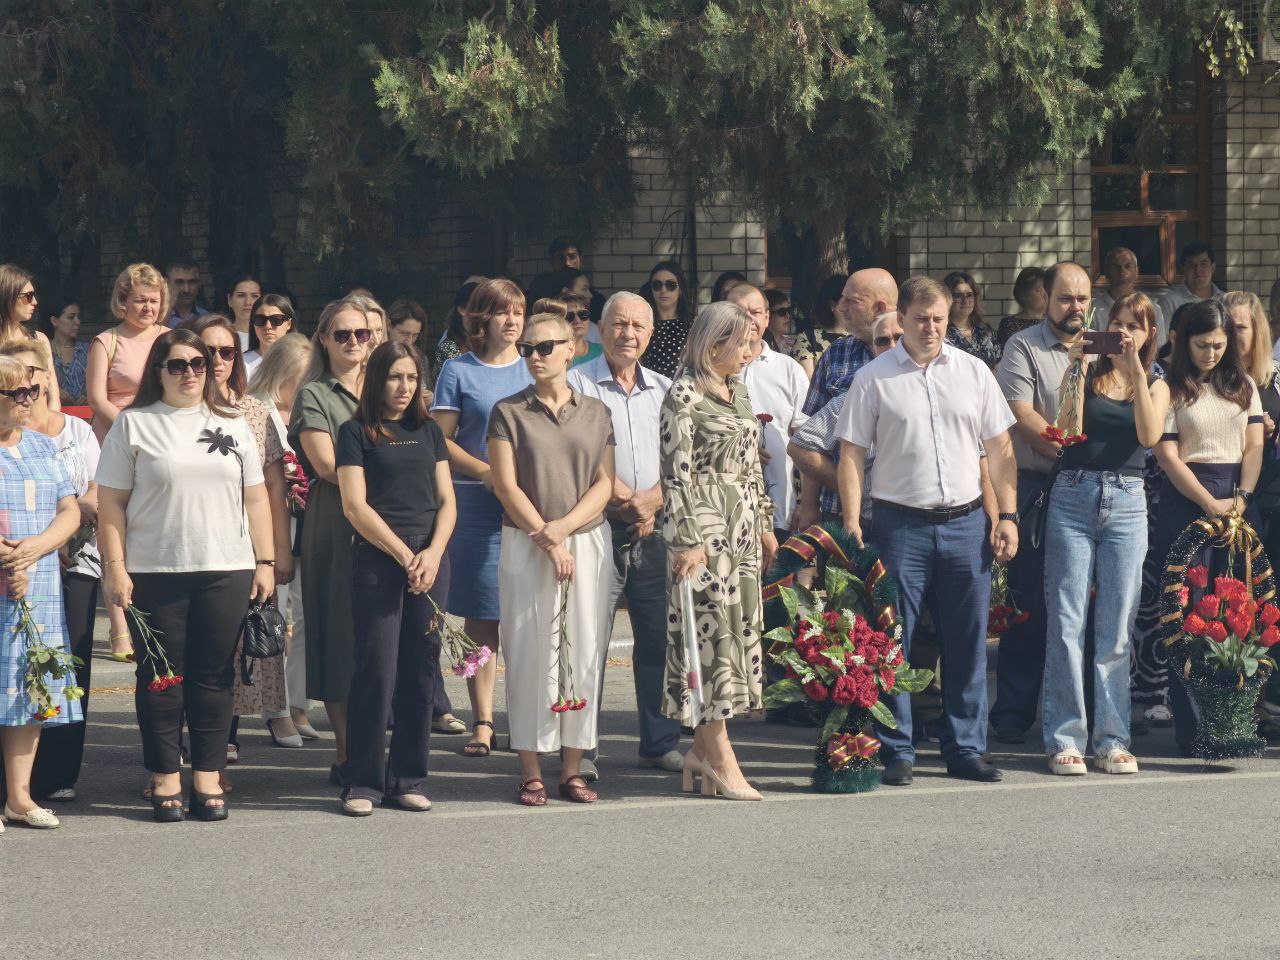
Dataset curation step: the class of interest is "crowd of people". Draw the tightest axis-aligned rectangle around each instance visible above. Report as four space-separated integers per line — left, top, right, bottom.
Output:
0 233 1275 829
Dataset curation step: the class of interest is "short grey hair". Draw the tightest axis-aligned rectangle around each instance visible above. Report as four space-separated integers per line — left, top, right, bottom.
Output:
678 301 751 393
601 290 652 328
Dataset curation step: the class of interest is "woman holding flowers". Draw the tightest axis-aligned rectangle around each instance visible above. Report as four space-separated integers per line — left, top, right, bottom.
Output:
335 341 455 816
0 356 81 830
489 309 615 805
1149 300 1265 753
97 329 276 822
662 302 777 802
1042 293 1162 776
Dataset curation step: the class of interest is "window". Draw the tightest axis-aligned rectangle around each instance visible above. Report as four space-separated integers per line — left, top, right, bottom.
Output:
1090 60 1210 284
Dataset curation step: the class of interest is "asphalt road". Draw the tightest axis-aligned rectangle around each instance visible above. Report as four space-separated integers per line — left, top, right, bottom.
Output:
4 631 1278 960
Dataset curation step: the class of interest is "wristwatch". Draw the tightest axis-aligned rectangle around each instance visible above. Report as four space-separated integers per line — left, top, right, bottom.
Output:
999 512 1020 523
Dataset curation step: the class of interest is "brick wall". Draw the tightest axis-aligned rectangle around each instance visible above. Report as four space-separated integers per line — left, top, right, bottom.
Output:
1213 74 1280 298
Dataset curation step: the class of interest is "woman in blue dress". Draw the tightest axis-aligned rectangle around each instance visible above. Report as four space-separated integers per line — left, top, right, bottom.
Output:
0 356 82 830
430 278 531 757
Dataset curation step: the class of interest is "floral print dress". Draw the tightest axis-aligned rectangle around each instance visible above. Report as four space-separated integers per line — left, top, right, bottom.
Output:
660 374 774 726
945 323 1001 368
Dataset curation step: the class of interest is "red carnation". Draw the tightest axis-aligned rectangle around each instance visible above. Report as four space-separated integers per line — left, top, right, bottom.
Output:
784 664 799 679
822 611 840 627
1230 597 1259 619
755 413 774 424
830 674 858 706
1183 612 1208 636
879 667 896 691
1194 595 1221 620
802 680 829 702
853 677 879 709
1261 626 1280 648
1013 610 1030 624
1261 604 1280 628
1186 565 1210 589
1204 621 1228 644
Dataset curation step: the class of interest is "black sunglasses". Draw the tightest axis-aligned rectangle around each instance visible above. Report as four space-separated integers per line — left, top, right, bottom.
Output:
208 345 237 361
516 339 570 358
650 279 679 293
0 384 40 404
253 314 290 328
874 334 902 348
158 357 208 376
567 310 591 323
332 328 372 345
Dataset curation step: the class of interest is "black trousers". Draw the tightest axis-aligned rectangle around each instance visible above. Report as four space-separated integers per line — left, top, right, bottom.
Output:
130 570 253 774
30 573 99 797
343 537 440 801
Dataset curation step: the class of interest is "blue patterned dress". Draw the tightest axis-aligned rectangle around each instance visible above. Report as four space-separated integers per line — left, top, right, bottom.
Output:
0 430 78 726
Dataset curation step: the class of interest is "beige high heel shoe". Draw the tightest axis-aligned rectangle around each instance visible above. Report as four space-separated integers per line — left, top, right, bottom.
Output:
681 751 705 793
700 764 763 801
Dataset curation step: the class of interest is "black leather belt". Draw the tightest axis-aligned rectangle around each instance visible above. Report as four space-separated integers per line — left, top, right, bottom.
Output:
872 496 983 524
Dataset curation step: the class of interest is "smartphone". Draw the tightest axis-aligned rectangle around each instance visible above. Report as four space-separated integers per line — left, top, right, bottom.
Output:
1082 330 1123 355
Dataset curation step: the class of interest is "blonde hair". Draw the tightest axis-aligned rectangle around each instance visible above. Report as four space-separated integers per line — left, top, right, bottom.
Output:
679 302 750 393
0 337 49 369
349 294 387 342
1223 290 1274 386
305 297 368 383
0 356 26 391
110 263 170 324
524 311 574 341
248 332 314 405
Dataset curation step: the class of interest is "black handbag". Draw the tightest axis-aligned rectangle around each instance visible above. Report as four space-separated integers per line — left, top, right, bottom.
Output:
239 597 287 686
1254 429 1280 519
1017 452 1065 553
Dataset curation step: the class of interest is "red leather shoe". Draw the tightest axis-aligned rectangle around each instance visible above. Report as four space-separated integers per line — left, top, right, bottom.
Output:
518 778 547 806
557 775 598 803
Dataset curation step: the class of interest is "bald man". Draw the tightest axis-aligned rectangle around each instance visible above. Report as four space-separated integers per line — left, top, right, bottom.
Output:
802 268 898 416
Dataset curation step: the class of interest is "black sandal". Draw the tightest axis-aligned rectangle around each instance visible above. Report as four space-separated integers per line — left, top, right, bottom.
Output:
462 719 494 757
188 787 229 822
150 792 184 824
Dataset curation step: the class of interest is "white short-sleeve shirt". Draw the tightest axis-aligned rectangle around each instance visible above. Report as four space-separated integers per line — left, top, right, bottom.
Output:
739 343 809 524
96 401 264 573
836 342 1015 509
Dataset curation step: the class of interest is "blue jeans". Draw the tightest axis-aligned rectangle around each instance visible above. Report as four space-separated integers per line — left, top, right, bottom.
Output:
870 503 992 765
1042 470 1147 756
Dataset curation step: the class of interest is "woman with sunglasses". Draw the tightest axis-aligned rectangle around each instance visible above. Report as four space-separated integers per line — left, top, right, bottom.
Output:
0 343 100 805
190 314 299 764
430 278 532 759
97 329 276 822
0 264 61 411
544 294 601 369
87 263 169 664
0 356 82 830
289 299 371 783
335 342 455 815
763 288 796 354
489 310 616 805
243 294 296 381
640 261 692 379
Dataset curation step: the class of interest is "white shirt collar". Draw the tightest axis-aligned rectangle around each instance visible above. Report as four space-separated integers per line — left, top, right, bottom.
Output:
891 340 952 368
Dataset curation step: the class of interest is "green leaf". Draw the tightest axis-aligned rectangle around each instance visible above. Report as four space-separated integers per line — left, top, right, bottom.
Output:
893 667 935 694
779 586 799 626
794 584 822 621
823 566 854 605
763 625 793 648
821 705 849 742
763 678 805 708
868 698 896 729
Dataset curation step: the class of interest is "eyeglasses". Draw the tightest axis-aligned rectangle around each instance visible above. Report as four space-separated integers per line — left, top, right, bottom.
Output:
158 357 208 376
253 314 290 328
650 279 679 293
331 328 372 345
567 310 591 323
207 345 237 361
16 290 37 305
771 306 792 316
516 339 570 358
0 384 40 404
952 292 976 303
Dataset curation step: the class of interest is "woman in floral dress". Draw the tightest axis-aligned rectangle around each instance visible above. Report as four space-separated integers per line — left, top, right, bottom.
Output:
662 302 777 802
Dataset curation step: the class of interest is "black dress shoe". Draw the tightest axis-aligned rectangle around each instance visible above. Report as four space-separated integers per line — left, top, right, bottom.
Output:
881 759 914 786
990 724 1026 745
947 757 1003 782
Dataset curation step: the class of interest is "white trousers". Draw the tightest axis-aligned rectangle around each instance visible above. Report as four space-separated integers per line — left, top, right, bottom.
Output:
499 525 611 753
280 566 312 713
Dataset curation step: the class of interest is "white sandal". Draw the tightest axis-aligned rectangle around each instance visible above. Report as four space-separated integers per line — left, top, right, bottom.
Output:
1143 704 1173 727
1095 748 1139 775
1048 748 1087 776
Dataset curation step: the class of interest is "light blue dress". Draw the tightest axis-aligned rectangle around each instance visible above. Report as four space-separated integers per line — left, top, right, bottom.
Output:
0 430 78 726
431 353 532 619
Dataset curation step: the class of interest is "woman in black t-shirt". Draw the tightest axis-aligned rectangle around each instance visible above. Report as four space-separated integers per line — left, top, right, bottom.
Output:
335 342 455 816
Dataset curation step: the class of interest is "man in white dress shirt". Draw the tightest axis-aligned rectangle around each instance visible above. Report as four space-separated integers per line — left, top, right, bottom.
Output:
726 283 809 537
1155 241 1223 347
568 292 682 772
836 276 1019 786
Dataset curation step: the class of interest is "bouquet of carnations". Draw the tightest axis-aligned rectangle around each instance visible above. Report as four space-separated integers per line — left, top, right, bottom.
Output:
129 605 183 691
425 592 494 681
283 451 309 513
988 561 1029 636
16 599 84 721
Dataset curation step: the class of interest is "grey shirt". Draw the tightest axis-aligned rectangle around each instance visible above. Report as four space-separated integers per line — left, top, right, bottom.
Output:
995 320 1074 475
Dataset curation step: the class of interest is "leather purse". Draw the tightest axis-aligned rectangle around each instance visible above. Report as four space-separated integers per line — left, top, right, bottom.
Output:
1017 451 1065 553
239 597 287 685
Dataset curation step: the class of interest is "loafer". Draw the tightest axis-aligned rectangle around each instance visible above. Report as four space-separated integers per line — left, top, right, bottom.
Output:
431 713 467 735
341 797 374 817
387 793 432 812
578 758 600 783
4 804 60 829
990 724 1026 745
44 787 76 802
637 750 684 772
947 757 1003 782
881 759 913 786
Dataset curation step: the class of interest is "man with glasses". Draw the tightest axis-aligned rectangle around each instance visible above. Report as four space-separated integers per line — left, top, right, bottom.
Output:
165 258 208 328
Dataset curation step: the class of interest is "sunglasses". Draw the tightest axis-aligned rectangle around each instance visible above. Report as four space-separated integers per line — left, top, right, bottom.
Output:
874 334 902 348
331 328 372 345
0 384 40 404
650 279 679 293
253 314 290 328
516 339 570 358
207 345 237 361
567 310 591 323
16 290 37 305
158 357 208 376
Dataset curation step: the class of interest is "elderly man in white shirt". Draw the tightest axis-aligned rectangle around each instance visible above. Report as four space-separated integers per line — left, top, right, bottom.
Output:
568 291 682 773
726 283 809 536
836 276 1019 787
